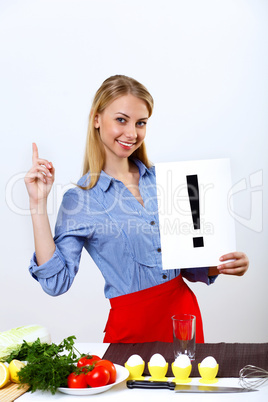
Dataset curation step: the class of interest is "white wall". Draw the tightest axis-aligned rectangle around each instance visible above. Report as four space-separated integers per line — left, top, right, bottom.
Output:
1 0 267 343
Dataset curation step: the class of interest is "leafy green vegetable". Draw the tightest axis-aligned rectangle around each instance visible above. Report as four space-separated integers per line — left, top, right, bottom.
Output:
0 325 50 362
7 335 86 394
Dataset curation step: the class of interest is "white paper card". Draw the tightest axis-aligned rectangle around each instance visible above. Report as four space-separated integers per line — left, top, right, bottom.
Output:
155 159 236 269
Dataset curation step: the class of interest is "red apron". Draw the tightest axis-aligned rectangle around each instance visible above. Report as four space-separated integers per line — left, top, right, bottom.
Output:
103 275 204 343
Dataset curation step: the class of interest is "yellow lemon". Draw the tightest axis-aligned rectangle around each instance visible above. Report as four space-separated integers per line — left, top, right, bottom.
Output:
9 360 25 384
0 362 10 388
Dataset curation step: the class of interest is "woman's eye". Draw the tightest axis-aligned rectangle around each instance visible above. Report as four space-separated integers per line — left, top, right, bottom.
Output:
116 117 126 123
137 121 147 127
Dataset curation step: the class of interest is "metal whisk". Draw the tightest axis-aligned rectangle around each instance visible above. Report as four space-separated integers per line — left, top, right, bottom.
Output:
239 365 268 389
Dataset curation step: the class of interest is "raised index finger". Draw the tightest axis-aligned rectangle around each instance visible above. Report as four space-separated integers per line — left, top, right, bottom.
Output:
32 142 39 163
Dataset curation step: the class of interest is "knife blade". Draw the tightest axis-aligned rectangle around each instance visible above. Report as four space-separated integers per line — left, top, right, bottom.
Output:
126 380 258 393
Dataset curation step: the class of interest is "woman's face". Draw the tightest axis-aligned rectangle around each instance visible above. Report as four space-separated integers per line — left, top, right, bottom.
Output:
94 94 149 162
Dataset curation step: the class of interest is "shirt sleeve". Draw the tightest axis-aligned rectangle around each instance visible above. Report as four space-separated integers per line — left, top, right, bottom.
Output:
181 267 218 285
28 188 93 296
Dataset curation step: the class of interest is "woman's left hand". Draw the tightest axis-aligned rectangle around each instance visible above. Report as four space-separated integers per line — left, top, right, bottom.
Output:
217 252 249 276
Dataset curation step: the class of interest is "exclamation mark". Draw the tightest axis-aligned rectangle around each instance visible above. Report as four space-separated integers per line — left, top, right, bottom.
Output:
186 174 204 248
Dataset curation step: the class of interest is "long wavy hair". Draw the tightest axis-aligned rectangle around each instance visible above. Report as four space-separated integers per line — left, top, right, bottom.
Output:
80 75 154 189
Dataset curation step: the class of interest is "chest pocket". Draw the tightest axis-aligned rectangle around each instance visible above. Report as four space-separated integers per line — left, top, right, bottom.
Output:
115 211 159 268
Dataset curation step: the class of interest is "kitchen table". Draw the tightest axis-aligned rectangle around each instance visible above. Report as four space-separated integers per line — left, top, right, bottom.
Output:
18 342 268 401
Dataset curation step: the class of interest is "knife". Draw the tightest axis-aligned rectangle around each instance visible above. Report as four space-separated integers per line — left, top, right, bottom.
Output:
127 380 258 393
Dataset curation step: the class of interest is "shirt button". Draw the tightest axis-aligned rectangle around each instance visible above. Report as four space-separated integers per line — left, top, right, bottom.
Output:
162 274 167 279
150 221 156 225
157 247 161 253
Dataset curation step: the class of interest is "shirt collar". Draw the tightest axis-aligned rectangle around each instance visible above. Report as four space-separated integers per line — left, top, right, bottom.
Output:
132 158 151 177
98 159 152 192
98 170 114 192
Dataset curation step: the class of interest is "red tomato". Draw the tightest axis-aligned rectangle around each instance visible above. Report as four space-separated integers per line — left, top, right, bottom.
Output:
95 360 117 384
77 355 101 371
86 366 110 388
67 372 87 388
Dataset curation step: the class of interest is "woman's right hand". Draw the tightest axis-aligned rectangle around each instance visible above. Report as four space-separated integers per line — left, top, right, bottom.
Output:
24 143 55 207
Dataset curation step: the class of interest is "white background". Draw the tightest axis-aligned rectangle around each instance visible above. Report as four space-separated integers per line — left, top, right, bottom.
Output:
1 0 267 344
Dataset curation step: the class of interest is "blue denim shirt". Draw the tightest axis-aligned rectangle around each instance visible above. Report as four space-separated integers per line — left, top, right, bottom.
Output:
29 160 216 299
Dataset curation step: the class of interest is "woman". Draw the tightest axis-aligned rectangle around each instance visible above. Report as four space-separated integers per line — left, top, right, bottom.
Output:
25 75 249 343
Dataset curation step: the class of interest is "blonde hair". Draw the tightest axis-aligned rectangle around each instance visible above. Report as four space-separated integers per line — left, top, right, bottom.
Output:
80 75 154 189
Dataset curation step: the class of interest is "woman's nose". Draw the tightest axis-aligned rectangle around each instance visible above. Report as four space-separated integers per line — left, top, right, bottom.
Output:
125 124 137 140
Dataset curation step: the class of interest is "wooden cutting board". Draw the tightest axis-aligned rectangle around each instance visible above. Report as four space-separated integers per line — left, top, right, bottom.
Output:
0 383 30 402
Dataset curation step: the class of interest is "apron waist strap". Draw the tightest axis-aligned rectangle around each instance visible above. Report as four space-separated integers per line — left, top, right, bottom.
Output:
109 275 185 309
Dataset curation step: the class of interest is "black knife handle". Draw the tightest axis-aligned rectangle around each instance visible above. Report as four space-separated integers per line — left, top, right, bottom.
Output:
127 380 176 390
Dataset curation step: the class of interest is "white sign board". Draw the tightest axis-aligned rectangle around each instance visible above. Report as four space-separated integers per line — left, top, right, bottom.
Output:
155 159 236 269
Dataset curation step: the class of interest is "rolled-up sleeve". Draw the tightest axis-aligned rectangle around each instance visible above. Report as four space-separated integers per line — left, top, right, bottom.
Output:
29 239 84 296
28 188 92 296
181 267 218 285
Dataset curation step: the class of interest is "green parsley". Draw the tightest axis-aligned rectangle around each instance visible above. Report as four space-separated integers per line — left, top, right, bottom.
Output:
7 335 87 394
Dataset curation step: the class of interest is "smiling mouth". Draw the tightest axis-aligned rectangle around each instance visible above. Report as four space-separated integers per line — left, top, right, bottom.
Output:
116 140 136 148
